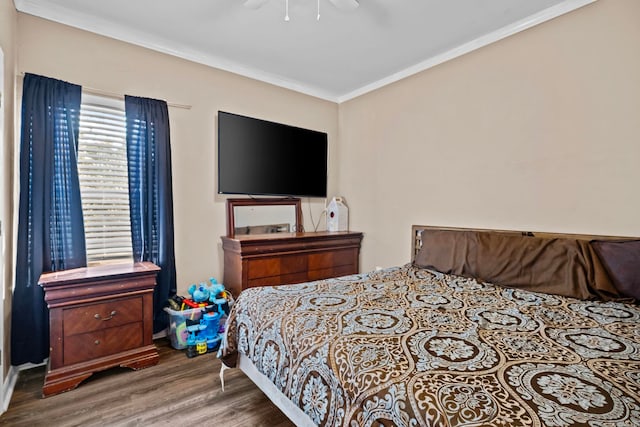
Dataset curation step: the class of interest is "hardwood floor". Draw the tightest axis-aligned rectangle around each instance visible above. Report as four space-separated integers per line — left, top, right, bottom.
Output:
0 339 296 427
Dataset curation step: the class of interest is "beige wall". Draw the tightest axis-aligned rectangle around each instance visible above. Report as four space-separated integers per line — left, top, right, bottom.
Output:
338 0 640 272
0 0 17 378
11 0 640 305
16 13 338 295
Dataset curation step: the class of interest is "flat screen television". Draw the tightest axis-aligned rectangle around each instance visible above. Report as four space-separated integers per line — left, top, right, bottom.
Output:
218 111 328 198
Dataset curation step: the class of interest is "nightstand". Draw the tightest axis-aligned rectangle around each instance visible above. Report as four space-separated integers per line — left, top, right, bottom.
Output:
39 262 160 397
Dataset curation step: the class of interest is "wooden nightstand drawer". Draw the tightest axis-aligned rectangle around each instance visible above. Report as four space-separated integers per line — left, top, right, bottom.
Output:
64 322 143 365
63 297 143 336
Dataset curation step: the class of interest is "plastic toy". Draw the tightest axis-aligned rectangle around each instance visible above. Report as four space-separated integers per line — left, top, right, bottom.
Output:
169 277 232 357
182 298 205 309
209 297 230 317
167 296 182 311
202 312 222 352
196 337 208 355
173 321 188 348
185 319 206 358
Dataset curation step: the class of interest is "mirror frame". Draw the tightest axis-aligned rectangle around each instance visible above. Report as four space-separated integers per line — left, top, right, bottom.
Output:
226 197 303 237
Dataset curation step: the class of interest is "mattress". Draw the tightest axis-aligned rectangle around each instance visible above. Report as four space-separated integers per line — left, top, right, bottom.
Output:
220 264 640 426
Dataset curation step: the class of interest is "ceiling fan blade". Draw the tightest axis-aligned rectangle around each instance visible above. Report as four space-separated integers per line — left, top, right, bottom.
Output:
243 0 269 9
328 0 359 11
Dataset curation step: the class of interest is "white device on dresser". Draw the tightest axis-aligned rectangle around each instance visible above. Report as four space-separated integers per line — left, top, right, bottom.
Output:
326 196 349 231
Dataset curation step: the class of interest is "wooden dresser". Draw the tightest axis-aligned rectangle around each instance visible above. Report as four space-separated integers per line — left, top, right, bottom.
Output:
221 231 363 297
39 262 160 397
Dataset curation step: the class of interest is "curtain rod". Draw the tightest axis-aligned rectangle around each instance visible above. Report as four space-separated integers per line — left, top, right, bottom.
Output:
18 72 192 110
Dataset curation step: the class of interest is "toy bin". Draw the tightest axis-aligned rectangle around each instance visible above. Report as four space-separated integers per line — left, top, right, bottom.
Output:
164 307 203 350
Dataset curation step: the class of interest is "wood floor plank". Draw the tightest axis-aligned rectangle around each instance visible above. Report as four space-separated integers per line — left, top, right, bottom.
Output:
0 339 296 427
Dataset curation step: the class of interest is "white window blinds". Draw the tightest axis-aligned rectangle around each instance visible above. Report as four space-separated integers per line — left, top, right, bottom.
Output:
77 94 133 263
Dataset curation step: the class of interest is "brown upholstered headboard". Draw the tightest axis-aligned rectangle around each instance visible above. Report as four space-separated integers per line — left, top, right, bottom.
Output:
411 225 640 302
411 225 636 262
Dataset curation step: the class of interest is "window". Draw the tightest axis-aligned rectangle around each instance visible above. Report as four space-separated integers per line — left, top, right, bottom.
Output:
77 94 133 263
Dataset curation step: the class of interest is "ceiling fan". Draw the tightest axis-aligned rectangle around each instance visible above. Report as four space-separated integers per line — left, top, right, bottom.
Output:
243 0 359 21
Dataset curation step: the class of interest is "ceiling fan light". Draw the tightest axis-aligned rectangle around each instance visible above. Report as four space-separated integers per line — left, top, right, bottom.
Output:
328 0 359 11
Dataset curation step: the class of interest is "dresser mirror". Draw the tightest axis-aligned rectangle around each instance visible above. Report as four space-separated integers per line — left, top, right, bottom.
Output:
226 198 302 237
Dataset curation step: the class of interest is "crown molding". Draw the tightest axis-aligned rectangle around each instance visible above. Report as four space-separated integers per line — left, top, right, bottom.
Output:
15 0 596 104
337 0 597 103
13 0 341 102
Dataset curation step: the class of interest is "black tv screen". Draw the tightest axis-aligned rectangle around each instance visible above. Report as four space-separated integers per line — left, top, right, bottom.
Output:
218 111 328 198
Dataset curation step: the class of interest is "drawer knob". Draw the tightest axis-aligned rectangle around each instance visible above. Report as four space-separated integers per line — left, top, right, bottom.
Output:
94 310 117 321
94 340 100 345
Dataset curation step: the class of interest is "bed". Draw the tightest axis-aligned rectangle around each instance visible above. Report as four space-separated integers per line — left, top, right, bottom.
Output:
220 225 640 426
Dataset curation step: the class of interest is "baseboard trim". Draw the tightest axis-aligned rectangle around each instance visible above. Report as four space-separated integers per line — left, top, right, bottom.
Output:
2 365 19 413
153 329 167 340
1 359 47 414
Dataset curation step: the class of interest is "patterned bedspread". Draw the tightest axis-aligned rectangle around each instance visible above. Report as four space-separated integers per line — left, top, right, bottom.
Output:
220 264 640 426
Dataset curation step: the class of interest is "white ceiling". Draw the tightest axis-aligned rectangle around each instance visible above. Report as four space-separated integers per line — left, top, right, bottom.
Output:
14 0 594 102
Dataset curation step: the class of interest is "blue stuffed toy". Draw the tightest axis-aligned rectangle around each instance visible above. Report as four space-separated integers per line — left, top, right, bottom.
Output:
187 282 211 303
207 278 225 302
187 278 226 304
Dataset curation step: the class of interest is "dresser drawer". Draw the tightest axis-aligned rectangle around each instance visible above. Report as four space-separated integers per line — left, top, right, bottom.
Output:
64 322 143 366
248 258 280 279
248 275 281 287
333 249 357 267
247 271 305 286
280 255 307 275
308 249 356 270
248 254 308 279
63 297 143 336
308 264 356 281
222 231 362 298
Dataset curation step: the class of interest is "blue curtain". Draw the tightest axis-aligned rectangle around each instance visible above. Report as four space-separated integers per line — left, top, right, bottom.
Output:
12 74 86 365
125 95 177 333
